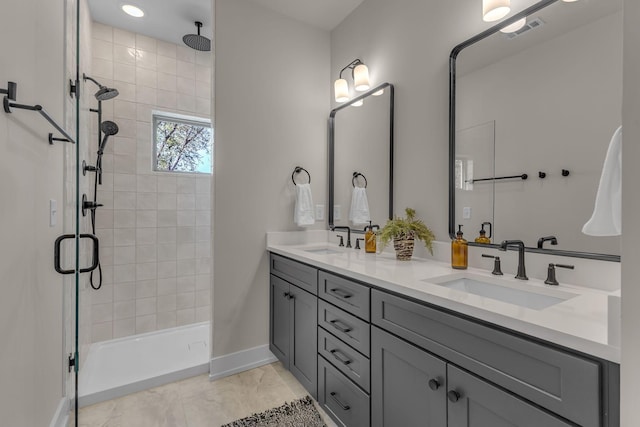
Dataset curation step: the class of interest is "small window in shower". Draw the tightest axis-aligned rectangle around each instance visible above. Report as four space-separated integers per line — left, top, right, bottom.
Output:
153 112 213 174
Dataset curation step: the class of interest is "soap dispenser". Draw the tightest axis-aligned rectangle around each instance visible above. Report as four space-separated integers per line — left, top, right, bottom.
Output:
365 221 379 253
475 223 491 244
452 224 468 270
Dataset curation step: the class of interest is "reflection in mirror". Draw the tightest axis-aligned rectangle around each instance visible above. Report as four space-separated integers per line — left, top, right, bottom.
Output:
329 83 394 231
450 0 622 259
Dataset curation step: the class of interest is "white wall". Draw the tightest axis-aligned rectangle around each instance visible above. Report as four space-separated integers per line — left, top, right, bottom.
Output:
621 0 640 424
0 0 67 425
213 0 330 356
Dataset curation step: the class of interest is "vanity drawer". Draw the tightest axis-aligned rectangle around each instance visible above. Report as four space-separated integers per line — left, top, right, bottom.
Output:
318 327 370 393
318 355 370 427
318 271 370 320
270 253 317 295
319 300 370 357
371 290 601 427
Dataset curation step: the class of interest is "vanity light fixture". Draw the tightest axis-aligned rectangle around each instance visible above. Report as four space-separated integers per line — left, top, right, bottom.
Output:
122 4 144 18
334 59 371 102
500 17 527 33
483 0 510 22
352 99 364 107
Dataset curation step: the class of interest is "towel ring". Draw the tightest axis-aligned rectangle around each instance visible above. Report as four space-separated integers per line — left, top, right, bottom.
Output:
352 172 368 188
292 166 311 185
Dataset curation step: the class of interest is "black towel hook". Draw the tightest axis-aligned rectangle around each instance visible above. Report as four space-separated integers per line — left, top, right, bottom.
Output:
292 166 311 185
352 172 368 188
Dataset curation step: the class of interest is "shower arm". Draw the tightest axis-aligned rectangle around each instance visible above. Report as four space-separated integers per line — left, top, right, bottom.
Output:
83 74 104 89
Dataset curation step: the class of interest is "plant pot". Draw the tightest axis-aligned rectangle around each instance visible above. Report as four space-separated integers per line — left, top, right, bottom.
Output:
393 237 415 260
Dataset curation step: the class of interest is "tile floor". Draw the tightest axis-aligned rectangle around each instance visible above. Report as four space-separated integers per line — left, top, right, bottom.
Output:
78 362 337 427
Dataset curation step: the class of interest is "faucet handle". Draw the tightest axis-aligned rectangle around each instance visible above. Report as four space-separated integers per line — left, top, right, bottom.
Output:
544 263 574 286
336 235 344 247
355 238 364 250
482 254 503 276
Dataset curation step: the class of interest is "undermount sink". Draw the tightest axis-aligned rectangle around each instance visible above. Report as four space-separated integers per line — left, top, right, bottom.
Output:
425 274 576 310
303 247 342 255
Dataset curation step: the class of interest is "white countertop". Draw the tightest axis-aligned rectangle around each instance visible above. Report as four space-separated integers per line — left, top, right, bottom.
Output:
267 233 621 363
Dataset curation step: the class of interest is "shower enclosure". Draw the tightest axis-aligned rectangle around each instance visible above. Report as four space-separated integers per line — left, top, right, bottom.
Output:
62 1 214 423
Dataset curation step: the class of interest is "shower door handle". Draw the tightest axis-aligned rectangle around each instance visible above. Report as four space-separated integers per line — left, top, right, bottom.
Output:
54 233 100 275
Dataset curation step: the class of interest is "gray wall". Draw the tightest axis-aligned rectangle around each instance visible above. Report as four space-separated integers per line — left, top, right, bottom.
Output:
213 0 330 357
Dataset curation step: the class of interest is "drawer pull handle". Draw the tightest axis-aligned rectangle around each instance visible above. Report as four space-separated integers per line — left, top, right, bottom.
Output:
447 390 461 403
283 292 290 298
428 379 441 391
330 349 352 366
330 319 352 333
329 392 351 411
330 288 353 299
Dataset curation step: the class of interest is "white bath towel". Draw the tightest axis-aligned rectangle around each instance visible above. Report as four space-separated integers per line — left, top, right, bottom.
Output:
582 126 622 236
349 187 371 226
294 183 315 227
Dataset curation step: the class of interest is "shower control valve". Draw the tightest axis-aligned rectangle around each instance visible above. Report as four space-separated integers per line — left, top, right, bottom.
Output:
82 194 103 216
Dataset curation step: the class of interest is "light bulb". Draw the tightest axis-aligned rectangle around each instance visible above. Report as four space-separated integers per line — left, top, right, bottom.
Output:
122 4 144 17
483 0 510 22
352 99 364 107
500 17 526 33
372 89 384 96
353 64 370 91
334 79 349 103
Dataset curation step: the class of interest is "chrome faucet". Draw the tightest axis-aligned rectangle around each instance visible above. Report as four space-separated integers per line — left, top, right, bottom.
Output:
499 240 528 280
332 226 352 248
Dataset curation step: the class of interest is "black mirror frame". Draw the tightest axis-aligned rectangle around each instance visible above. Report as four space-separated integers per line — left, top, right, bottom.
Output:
328 82 394 232
448 0 620 262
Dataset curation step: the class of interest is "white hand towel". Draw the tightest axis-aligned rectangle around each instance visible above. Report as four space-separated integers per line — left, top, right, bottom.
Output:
349 187 371 226
294 183 315 227
582 126 622 236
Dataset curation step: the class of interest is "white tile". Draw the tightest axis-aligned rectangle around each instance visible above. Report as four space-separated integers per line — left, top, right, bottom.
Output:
101 246 115 266
95 209 114 229
113 318 135 338
114 100 137 119
157 176 177 192
195 211 211 226
176 46 196 63
93 302 114 323
114 300 135 319
101 265 114 285
157 55 177 75
137 175 157 193
177 259 196 276
93 38 113 61
157 210 177 227
136 49 157 70
177 177 196 194
176 292 195 310
113 44 136 64
136 280 157 298
196 274 211 290
92 322 113 342
136 228 157 245
158 227 177 243
92 58 114 80
113 154 136 174
113 210 136 228
157 261 177 279
195 226 211 242
196 241 212 258
136 314 157 334
137 210 157 228
114 173 136 191
177 77 196 96
136 262 157 280
136 34 157 52
157 294 177 313
136 66 157 88
114 283 136 302
195 51 212 67
96 229 114 247
157 311 177 329
136 192 157 210
136 245 157 263
100 172 115 190
113 245 136 265
117 118 137 138
177 60 196 79
196 81 211 98
177 242 195 259
158 243 177 261
114 137 137 155
195 290 210 308
177 276 196 293
157 277 177 296
137 104 153 122
113 28 136 48
195 306 210 322
157 89 177 109
114 228 136 246
136 121 152 142
157 72 177 92
176 227 195 244
113 62 136 84
92 22 113 42
136 297 157 316
177 193 196 210
176 308 195 326
196 258 211 275
196 97 211 116
157 40 176 59
177 93 196 112
114 81 136 102
195 194 211 211
196 65 211 84
136 85 157 105
113 264 136 283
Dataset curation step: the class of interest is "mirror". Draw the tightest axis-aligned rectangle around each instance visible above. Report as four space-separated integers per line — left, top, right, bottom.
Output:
329 83 394 231
450 0 622 261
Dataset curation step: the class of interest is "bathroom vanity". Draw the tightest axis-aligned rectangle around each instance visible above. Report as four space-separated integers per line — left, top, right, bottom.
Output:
268 241 619 427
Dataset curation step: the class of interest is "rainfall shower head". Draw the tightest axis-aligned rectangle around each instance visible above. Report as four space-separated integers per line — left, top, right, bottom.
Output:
183 21 211 52
83 74 119 101
98 120 119 155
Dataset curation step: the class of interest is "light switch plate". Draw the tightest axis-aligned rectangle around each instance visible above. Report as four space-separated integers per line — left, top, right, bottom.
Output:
463 206 471 219
315 204 325 221
334 205 342 221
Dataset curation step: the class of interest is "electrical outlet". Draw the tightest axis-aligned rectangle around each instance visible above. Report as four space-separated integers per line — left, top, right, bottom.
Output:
334 205 342 221
463 206 471 219
315 204 325 221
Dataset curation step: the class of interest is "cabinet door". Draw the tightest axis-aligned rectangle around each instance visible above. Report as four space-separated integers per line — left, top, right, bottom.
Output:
447 365 573 427
290 285 318 399
269 275 290 367
371 326 447 427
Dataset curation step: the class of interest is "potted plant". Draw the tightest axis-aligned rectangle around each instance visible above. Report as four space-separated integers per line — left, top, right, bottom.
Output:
379 208 435 260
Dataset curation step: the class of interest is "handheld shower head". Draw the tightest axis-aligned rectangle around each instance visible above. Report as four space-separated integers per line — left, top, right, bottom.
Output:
183 21 211 51
83 74 119 101
98 121 119 154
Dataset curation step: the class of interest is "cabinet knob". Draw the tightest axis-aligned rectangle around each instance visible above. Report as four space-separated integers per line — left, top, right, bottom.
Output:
283 292 290 298
428 379 440 391
447 390 461 403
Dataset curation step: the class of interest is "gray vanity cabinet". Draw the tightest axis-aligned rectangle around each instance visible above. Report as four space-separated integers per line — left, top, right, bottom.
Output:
371 326 447 427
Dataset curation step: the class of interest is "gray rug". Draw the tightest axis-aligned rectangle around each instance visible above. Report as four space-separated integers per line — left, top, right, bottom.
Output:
221 396 326 427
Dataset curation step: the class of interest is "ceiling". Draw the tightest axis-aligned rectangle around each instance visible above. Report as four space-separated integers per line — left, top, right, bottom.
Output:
87 0 364 48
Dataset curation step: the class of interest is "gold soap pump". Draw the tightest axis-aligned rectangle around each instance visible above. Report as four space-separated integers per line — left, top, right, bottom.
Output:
364 221 379 253
451 224 468 270
475 222 492 244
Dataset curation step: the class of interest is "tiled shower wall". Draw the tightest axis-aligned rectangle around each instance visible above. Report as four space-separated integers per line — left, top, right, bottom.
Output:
89 21 213 342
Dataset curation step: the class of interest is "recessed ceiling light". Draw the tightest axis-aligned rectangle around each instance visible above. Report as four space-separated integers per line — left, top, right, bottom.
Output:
122 4 144 18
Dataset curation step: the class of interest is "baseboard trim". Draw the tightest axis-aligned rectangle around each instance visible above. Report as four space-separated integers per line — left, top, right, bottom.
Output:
49 397 69 427
209 344 278 381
